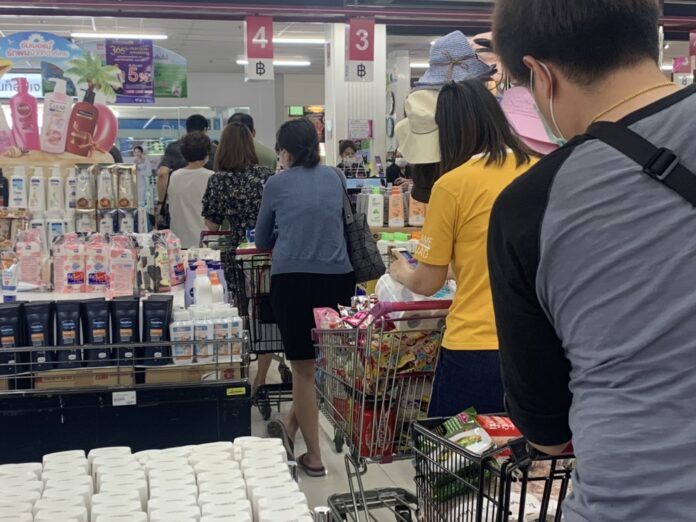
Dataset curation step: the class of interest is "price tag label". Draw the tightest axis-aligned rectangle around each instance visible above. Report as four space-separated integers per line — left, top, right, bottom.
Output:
245 16 274 81
112 390 137 407
346 18 375 82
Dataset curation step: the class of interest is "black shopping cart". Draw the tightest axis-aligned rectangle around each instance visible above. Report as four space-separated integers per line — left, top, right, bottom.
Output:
412 418 575 522
200 232 293 420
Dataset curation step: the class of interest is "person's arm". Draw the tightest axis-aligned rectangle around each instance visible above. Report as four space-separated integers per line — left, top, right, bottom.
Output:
255 177 277 250
390 258 448 297
487 181 573 453
157 165 170 204
201 175 225 231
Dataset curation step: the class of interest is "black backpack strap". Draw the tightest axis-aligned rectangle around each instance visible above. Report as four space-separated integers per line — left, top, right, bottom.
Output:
586 121 696 207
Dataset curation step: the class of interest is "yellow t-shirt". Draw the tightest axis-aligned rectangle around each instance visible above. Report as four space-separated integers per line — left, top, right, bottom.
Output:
414 153 536 350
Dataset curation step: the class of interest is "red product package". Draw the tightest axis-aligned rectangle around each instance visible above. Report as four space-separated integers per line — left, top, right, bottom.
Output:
476 415 522 448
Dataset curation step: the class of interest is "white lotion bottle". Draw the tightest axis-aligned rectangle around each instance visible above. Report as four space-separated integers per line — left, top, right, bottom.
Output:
47 167 65 213
10 166 27 208
40 78 72 154
28 167 47 217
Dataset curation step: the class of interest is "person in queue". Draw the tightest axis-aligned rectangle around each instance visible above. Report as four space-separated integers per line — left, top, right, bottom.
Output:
257 118 354 477
488 0 695 520
226 112 277 170
389 80 536 416
386 149 413 188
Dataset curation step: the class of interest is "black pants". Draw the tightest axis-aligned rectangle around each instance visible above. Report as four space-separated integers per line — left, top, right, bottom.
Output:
271 272 355 361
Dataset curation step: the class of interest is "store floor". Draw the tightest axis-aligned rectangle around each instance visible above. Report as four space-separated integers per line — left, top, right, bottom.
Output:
249 360 417 520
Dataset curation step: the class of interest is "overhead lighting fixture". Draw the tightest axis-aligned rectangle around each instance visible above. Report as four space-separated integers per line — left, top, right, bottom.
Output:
273 37 325 45
71 32 168 40
143 116 157 129
661 65 674 72
664 43 671 50
411 62 429 69
236 59 311 67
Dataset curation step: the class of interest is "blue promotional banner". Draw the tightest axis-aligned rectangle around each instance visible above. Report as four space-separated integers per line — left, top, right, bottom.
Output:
105 39 154 104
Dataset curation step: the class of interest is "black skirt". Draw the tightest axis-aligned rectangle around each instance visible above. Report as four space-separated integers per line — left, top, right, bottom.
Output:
271 272 355 361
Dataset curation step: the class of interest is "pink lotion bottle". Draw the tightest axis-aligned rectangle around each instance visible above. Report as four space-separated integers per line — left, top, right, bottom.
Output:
10 77 40 151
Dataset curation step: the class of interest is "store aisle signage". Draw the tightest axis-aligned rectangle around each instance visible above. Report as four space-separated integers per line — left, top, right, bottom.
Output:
346 18 375 82
0 73 42 99
106 39 155 104
245 16 274 81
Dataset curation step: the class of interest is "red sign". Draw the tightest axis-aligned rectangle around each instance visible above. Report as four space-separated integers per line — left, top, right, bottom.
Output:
246 16 273 60
348 18 375 62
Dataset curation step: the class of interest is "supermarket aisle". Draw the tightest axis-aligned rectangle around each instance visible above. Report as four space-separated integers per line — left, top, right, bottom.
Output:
249 361 418 519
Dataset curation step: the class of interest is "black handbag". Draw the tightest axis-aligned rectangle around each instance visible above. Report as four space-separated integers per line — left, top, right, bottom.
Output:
333 168 386 283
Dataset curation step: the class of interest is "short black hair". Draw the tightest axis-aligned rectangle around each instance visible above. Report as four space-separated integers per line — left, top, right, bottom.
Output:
339 140 357 157
186 114 210 133
180 131 212 163
276 118 320 169
133 145 144 153
493 0 660 85
227 113 254 132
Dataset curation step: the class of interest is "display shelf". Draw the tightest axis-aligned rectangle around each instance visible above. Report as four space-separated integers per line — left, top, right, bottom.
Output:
369 226 422 234
0 150 115 168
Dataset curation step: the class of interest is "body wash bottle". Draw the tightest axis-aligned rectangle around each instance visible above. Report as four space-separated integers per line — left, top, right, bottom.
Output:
10 166 27 208
41 78 72 154
66 88 98 157
388 186 405 228
47 167 65 213
28 167 47 217
10 77 40 150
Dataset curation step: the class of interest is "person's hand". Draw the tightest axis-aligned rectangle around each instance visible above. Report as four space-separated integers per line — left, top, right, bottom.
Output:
394 177 407 186
389 254 412 284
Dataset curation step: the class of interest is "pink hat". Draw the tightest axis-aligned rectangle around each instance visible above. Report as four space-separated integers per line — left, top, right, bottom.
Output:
500 87 557 155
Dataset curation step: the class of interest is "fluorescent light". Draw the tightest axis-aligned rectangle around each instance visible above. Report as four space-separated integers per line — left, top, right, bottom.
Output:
661 65 674 72
236 59 311 67
273 37 325 45
411 62 429 69
71 32 168 40
143 116 157 129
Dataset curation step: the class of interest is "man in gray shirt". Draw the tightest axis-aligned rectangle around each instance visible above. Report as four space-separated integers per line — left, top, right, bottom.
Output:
489 1 696 520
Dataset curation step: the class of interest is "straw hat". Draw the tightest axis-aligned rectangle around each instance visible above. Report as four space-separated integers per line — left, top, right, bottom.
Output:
395 89 440 165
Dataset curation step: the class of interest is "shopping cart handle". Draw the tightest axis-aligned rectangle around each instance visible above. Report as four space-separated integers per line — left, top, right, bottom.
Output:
235 247 272 255
368 300 452 320
200 231 232 238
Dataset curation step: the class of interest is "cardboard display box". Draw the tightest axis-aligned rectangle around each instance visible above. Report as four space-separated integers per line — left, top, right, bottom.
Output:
0 378 8 391
34 367 135 390
145 363 242 385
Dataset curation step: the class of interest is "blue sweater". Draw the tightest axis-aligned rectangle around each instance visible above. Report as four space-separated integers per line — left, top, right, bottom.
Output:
255 165 353 276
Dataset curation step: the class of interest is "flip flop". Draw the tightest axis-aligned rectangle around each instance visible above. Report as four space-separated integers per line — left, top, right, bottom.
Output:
297 453 327 478
267 419 295 460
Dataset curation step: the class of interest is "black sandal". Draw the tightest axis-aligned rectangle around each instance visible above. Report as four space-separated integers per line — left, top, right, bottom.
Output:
297 453 327 478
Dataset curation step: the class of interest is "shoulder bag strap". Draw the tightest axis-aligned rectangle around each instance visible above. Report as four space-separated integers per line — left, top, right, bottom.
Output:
331 167 355 226
586 121 696 207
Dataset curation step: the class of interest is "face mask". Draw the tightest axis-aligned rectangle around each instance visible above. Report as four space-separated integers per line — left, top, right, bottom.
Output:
344 155 357 166
529 62 568 146
395 158 408 169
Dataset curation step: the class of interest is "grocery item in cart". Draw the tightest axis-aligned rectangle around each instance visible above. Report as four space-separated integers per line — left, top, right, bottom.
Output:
375 274 454 330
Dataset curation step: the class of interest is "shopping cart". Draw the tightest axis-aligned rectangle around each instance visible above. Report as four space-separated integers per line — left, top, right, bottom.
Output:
412 418 575 522
314 300 451 521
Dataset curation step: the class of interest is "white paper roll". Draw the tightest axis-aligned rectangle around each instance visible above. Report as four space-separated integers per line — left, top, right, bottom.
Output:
33 497 84 516
242 463 292 481
149 504 201 521
196 471 244 488
98 479 148 507
232 436 263 446
42 484 91 510
193 460 241 475
0 489 41 506
257 493 309 513
239 455 286 472
0 462 43 478
201 516 248 522
0 513 32 522
258 504 313 522
249 482 301 518
0 501 33 514
196 441 233 452
246 475 297 500
94 514 148 522
92 457 140 480
157 446 193 458
147 497 197 515
145 459 192 473
149 486 199 500
97 470 146 493
132 449 161 464
241 444 288 463
35 504 88 522
87 447 132 470
188 453 232 466
91 491 142 507
43 450 86 463
45 476 94 496
197 489 248 507
201 499 252 518
197 479 246 496
42 458 89 474
89 502 142 521
0 470 40 484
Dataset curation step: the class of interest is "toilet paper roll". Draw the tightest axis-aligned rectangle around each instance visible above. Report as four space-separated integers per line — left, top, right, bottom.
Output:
0 470 40 483
0 513 32 522
147 497 197 515
42 484 91 510
196 468 242 483
95 514 148 522
89 503 142 521
196 441 233 452
0 462 43 478
201 516 249 522
188 453 232 466
0 501 33 514
35 505 88 522
258 504 313 522
257 492 309 513
157 446 193 459
246 474 296 499
145 459 192 473
149 485 199 500
88 447 132 470
193 460 241 475
132 449 161 463
242 463 292 481
91 491 142 510
240 455 286 472
241 444 288 463
33 497 85 516
149 504 201 521
41 468 88 483
98 477 147 501
148 465 194 478
197 489 248 508
201 499 252 518
1 489 41 506
249 481 301 516
92 457 140 479
45 476 94 495
197 479 246 496
43 450 86 464
42 458 89 474
232 436 263 446
97 470 146 493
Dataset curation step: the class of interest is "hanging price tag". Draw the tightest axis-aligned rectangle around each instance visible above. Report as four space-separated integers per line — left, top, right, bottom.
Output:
346 18 375 82
245 16 274 81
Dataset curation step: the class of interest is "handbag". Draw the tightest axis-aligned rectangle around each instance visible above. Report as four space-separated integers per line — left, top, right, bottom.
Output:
332 168 386 283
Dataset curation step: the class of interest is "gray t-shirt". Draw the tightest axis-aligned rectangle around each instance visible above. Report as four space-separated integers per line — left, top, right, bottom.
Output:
255 165 352 276
488 85 696 521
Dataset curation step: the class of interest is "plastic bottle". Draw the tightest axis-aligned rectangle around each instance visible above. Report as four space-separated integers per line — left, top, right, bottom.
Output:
376 232 395 257
408 193 427 226
28 167 46 217
170 308 194 365
366 186 384 228
355 186 370 216
10 77 40 150
65 169 77 210
192 306 214 364
388 186 405 228
10 166 27 208
66 88 98 157
41 78 72 154
193 261 213 306
229 306 243 362
210 271 225 304
47 167 65 212
0 100 16 155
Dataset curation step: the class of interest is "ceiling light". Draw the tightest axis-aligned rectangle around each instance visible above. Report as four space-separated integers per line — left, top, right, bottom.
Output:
236 59 311 67
273 37 325 45
411 62 429 69
71 32 168 40
664 43 671 50
661 65 674 72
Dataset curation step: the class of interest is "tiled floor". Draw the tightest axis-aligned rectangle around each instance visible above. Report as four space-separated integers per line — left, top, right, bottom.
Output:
249 360 418 521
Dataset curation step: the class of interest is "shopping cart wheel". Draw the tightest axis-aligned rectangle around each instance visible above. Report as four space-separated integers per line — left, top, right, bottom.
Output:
333 431 344 453
279 363 293 384
395 506 413 522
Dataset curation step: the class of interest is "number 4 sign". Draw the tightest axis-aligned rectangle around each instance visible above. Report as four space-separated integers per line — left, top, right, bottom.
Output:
346 18 375 82
245 16 274 81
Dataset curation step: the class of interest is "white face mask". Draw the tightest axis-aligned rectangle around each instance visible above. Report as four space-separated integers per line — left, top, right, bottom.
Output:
344 155 357 166
395 158 408 168
529 61 567 146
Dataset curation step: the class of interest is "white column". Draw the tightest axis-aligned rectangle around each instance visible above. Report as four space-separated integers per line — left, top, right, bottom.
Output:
324 22 387 169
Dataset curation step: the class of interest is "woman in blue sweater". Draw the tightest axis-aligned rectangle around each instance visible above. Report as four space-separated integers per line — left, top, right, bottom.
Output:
256 118 355 477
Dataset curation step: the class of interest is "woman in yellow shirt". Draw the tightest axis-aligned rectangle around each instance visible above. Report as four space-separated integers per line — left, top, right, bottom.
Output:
390 80 537 416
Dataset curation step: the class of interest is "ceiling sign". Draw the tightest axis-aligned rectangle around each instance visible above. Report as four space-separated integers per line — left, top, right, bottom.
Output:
346 18 375 82
245 16 274 81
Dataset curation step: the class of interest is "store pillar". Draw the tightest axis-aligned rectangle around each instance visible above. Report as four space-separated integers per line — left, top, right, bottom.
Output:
324 22 387 169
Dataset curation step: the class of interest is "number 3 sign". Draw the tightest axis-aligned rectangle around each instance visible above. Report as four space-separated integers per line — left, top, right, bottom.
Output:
346 18 375 82
245 16 274 81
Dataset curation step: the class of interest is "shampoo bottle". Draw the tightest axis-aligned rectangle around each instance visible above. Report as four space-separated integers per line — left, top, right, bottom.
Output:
367 187 384 228
388 186 405 228
10 166 27 208
66 89 99 157
47 167 65 212
0 101 16 155
28 167 47 217
41 78 72 154
10 77 40 150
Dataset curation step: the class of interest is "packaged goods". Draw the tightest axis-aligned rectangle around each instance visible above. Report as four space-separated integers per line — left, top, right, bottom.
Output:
85 234 108 293
118 209 135 234
367 187 384 227
141 295 173 365
110 297 140 364
65 171 77 210
81 298 111 366
115 165 136 208
170 308 194 365
388 186 405 228
75 210 97 233
28 168 46 217
10 166 27 208
23 301 54 371
75 165 95 209
54 301 83 368
108 235 137 297
97 209 116 234
15 229 43 287
0 302 23 375
191 306 214 364
41 78 72 154
97 165 115 209
2 253 18 302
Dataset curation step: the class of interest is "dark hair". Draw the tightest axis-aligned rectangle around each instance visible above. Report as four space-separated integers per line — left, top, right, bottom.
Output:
339 140 357 157
133 145 144 154
186 114 210 133
227 112 255 132
411 163 440 204
436 81 531 173
493 0 660 85
180 131 212 163
214 122 258 171
276 118 320 169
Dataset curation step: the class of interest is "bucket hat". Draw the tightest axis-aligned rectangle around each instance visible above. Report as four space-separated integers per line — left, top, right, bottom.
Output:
414 30 496 89
500 86 558 155
395 89 440 165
